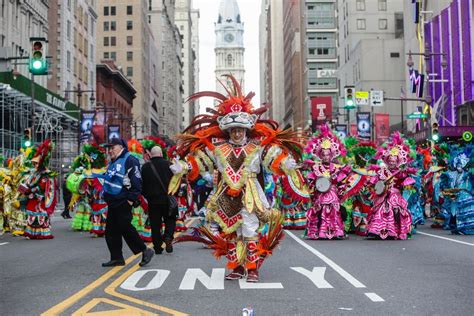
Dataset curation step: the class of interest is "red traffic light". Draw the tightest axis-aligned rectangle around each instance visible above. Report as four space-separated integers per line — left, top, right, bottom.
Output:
33 41 43 50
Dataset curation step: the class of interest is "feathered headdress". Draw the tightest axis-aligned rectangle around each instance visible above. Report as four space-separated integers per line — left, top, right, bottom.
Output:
71 143 107 170
128 139 144 159
31 139 54 170
305 123 346 161
177 74 305 159
447 143 473 169
375 131 414 167
140 136 168 159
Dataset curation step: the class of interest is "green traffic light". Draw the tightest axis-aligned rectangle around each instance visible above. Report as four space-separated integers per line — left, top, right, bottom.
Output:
24 140 31 147
432 134 440 142
32 60 43 69
346 99 354 106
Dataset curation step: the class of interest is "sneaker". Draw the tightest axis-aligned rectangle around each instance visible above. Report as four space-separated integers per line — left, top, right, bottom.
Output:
225 266 245 280
155 248 163 255
139 248 154 267
246 269 259 283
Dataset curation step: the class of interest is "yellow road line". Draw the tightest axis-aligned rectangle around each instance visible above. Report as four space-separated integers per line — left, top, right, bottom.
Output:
104 219 196 316
42 218 196 316
41 255 139 316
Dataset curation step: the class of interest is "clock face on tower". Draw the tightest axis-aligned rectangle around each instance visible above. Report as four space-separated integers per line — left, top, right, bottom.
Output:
224 33 234 43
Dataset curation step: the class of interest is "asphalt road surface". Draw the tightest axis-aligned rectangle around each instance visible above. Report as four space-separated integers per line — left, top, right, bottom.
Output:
1 212 473 316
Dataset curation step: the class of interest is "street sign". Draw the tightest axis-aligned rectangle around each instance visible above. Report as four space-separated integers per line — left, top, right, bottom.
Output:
355 91 369 106
406 112 428 119
370 90 384 107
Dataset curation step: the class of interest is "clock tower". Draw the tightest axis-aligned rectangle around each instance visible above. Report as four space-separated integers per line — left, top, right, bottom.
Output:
215 0 245 95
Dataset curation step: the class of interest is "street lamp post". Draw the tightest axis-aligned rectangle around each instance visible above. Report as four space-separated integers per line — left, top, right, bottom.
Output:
64 83 95 154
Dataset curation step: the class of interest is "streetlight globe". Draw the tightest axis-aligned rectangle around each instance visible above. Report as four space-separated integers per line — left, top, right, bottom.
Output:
441 57 448 70
407 53 414 68
425 95 433 104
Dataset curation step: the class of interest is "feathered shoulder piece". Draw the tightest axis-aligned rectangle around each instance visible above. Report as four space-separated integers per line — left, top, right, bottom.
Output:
352 140 377 167
305 123 346 161
375 131 414 167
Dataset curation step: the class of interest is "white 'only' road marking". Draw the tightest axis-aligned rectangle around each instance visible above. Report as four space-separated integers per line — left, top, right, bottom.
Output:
285 230 385 303
417 231 474 246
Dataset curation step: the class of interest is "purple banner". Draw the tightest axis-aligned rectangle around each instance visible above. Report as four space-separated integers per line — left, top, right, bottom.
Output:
461 0 472 103
80 111 95 144
107 125 120 141
441 7 453 126
451 0 462 106
432 15 442 102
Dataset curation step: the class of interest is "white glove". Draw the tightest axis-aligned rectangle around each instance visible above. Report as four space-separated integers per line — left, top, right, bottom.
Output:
284 157 298 170
203 172 213 184
170 158 183 175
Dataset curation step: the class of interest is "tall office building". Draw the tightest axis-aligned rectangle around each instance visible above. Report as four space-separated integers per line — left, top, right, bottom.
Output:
97 0 156 137
48 0 97 109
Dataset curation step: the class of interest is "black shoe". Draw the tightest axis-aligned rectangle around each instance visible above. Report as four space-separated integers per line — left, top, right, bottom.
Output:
155 248 163 255
101 259 125 267
165 238 173 253
139 248 154 267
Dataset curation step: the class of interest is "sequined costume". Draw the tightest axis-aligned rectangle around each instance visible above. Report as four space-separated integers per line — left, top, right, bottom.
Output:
172 75 309 282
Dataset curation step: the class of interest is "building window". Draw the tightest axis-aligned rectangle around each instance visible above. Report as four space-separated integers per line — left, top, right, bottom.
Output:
67 51 71 70
127 67 133 77
103 21 109 31
357 19 366 30
103 37 109 46
110 52 116 61
127 36 133 45
67 21 72 40
104 52 109 59
356 0 365 11
110 36 116 46
111 6 116 16
390 52 400 58
127 51 133 61
104 6 109 16
126 21 133 30
127 5 133 15
378 19 388 30
227 54 233 66
378 0 387 11
110 21 116 31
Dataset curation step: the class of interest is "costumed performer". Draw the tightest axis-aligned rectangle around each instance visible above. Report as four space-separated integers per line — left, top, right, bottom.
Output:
171 75 309 282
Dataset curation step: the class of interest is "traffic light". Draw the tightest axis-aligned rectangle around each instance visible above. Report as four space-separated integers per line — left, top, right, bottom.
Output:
23 128 32 148
431 123 440 142
344 87 355 109
29 40 48 75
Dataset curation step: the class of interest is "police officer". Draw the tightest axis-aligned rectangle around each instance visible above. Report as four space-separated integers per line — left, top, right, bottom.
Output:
102 138 154 267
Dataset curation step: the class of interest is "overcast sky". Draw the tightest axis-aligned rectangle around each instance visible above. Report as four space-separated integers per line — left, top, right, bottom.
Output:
193 0 261 112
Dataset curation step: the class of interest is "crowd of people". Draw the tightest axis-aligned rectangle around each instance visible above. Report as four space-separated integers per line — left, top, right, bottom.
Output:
0 74 473 282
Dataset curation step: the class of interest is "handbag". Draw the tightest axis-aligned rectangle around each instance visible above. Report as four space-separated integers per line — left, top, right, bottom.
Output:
149 161 178 217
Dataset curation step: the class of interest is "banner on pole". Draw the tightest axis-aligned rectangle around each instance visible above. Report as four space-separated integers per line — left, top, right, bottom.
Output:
357 112 371 140
311 96 332 130
375 113 390 144
350 123 357 136
335 124 348 139
80 111 95 144
107 125 121 141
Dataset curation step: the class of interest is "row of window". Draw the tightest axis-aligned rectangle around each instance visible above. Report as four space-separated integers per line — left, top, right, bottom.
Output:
356 18 388 30
104 5 133 16
355 0 387 11
104 21 133 31
103 36 133 46
103 51 134 61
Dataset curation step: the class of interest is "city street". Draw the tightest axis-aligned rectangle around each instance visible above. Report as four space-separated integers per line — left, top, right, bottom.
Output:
1 211 473 316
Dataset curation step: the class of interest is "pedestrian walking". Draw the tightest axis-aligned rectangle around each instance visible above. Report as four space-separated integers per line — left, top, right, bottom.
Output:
141 146 176 254
61 174 72 219
101 138 154 267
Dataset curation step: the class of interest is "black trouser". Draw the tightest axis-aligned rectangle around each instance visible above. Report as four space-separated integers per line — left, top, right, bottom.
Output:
105 201 146 260
148 202 176 251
